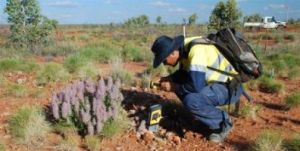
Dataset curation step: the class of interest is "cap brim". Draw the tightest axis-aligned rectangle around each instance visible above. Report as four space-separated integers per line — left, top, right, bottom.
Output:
153 35 184 68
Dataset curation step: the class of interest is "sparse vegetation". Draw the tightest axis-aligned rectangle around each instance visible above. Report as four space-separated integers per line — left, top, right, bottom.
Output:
110 58 133 86
56 132 81 151
6 84 28 98
8 106 51 147
257 75 283 93
252 130 283 151
85 135 101 151
283 135 300 151
239 103 262 119
0 140 5 151
284 92 300 109
37 62 70 85
0 58 39 73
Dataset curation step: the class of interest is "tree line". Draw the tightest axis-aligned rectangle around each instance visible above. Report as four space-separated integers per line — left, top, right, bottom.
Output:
4 0 300 51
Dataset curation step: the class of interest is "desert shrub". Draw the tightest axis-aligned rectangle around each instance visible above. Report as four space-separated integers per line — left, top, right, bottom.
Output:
0 140 5 151
252 130 283 151
245 80 259 91
287 67 300 79
239 103 262 119
261 33 273 40
258 75 283 93
30 89 45 98
0 75 7 87
37 62 70 85
79 47 118 63
110 58 133 86
100 104 130 138
0 58 39 73
6 84 28 98
85 135 101 151
56 132 81 151
41 42 80 56
284 34 296 41
8 106 51 147
122 44 143 62
284 92 300 109
75 62 100 79
283 135 300 151
51 77 129 137
141 73 151 88
64 55 89 73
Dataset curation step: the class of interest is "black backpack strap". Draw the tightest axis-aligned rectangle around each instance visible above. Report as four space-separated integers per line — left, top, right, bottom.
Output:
206 66 238 77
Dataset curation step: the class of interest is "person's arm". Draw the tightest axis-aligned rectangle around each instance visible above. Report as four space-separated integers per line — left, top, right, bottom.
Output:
174 46 208 99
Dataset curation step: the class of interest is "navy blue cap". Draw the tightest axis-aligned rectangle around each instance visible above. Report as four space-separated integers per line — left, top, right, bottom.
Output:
151 35 184 68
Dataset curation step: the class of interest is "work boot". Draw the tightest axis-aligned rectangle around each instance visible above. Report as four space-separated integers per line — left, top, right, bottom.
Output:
208 121 233 143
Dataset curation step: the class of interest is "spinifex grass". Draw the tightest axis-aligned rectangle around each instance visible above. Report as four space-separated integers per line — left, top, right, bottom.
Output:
8 106 51 147
252 130 283 151
284 92 300 109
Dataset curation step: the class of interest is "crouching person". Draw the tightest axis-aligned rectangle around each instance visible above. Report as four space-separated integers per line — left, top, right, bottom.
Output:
151 35 244 143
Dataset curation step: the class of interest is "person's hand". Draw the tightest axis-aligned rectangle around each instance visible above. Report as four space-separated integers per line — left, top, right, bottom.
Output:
159 76 172 83
160 81 178 92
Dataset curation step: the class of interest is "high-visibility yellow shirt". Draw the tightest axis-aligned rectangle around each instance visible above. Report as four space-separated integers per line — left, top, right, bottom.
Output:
180 36 237 83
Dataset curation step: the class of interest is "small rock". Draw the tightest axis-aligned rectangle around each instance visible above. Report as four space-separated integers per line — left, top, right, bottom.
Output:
165 132 174 141
131 87 137 91
8 72 13 77
158 128 166 137
129 109 136 115
172 136 181 145
140 106 146 111
116 146 122 151
137 120 147 133
154 137 167 146
142 131 154 144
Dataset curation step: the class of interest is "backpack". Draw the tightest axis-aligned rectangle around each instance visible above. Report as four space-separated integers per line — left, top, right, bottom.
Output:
188 28 263 83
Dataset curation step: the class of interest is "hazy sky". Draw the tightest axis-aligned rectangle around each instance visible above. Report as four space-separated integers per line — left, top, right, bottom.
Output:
0 0 299 24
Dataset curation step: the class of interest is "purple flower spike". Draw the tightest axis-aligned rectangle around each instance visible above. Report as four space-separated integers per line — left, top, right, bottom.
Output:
51 101 60 120
61 102 69 119
106 77 113 91
87 122 94 135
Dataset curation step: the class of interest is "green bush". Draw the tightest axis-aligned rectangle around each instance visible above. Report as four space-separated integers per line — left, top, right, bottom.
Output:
122 44 143 62
283 135 300 151
0 58 39 73
75 62 100 79
37 62 70 85
258 75 283 93
285 92 300 109
110 58 133 86
85 135 101 151
252 130 283 151
100 105 130 138
8 106 51 147
56 132 81 151
6 84 28 98
239 103 262 119
64 55 88 73
41 42 79 56
287 67 300 79
79 47 119 63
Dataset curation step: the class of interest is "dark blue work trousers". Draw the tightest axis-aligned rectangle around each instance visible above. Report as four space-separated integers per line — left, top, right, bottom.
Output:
182 83 243 130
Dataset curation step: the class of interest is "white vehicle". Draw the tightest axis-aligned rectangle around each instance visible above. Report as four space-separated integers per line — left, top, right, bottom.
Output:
244 16 286 29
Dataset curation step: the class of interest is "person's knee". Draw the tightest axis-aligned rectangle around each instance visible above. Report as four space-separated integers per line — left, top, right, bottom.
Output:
183 93 207 109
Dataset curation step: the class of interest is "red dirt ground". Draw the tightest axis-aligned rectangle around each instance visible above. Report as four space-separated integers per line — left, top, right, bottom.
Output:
0 61 299 151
